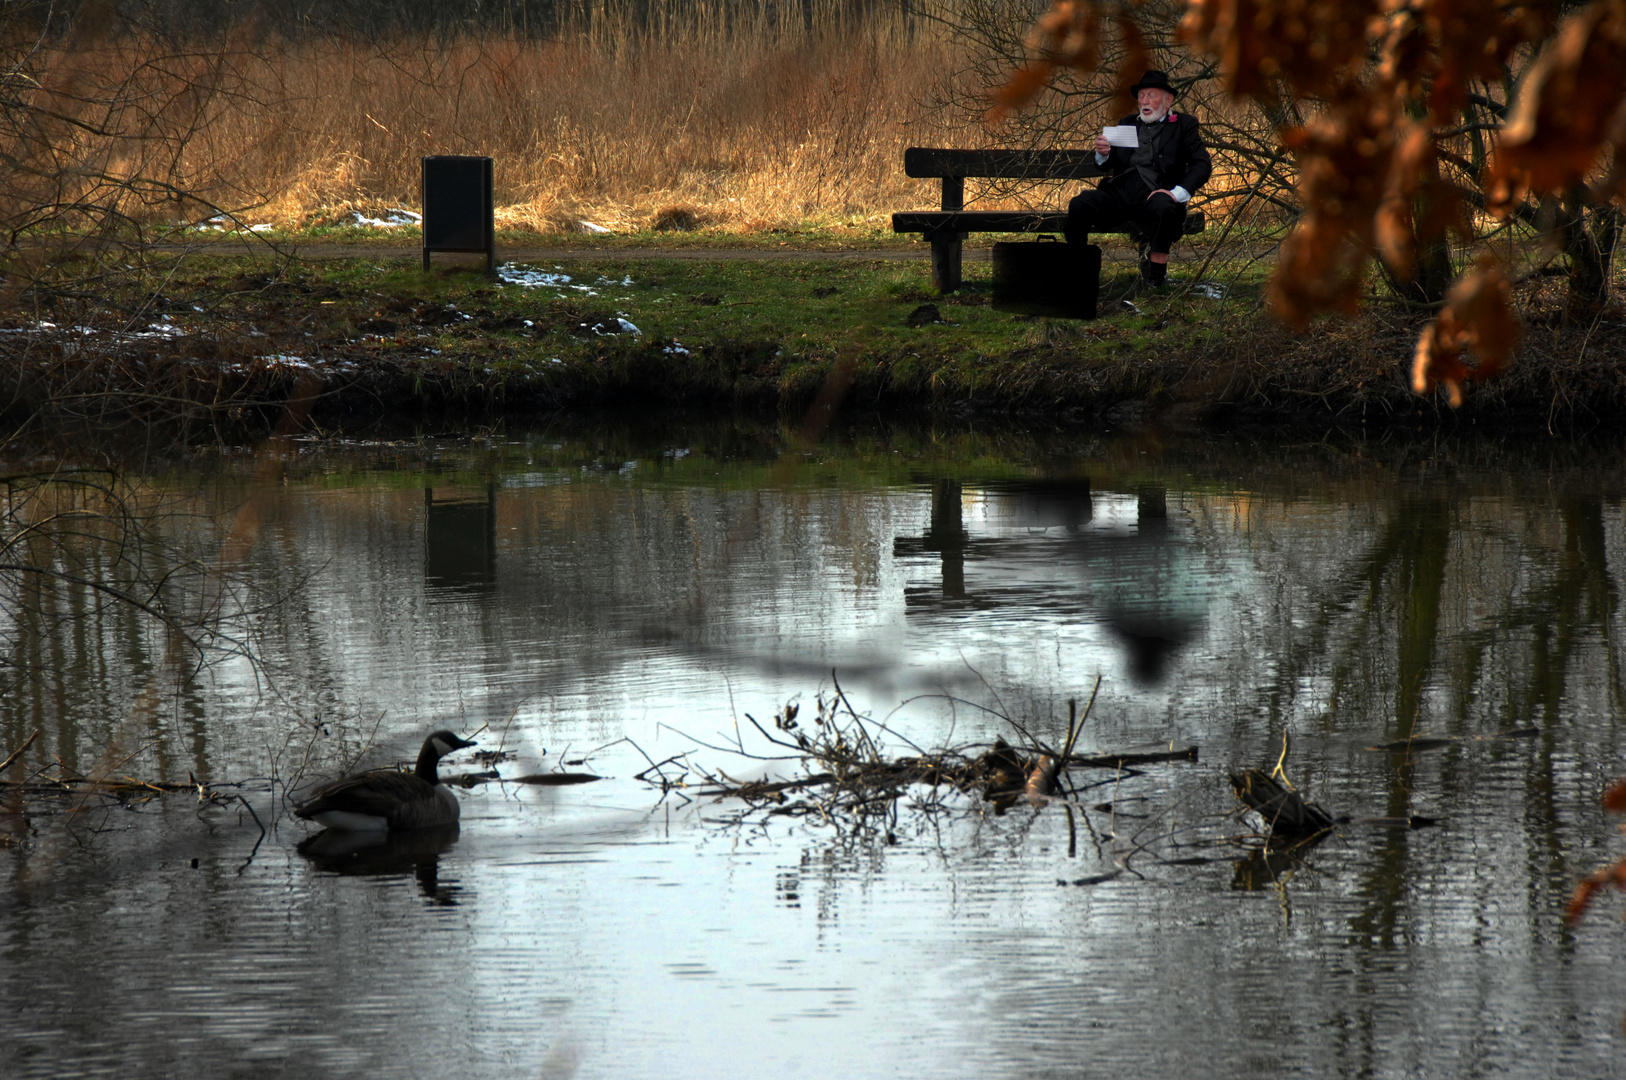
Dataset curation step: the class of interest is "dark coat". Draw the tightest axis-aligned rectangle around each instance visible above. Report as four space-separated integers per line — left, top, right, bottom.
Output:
1098 110 1212 196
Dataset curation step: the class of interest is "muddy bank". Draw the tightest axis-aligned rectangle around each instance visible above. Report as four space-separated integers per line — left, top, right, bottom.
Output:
7 315 1620 439
4 253 1623 438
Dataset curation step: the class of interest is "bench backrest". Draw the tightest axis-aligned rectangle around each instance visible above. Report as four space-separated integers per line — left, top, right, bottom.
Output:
904 147 1105 181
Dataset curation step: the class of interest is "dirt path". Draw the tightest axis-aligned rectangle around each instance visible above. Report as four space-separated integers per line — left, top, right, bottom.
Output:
160 240 996 263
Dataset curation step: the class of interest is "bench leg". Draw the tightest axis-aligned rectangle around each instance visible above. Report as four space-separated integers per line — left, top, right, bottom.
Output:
930 235 962 293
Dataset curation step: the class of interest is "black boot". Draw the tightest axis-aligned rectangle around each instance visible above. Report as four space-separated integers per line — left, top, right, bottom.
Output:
1140 258 1168 289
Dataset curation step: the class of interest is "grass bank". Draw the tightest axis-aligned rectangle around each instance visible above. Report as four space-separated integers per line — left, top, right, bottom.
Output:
4 238 1623 441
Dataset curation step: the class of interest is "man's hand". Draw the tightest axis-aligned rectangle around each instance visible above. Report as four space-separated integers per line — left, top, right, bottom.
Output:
1093 133 1111 155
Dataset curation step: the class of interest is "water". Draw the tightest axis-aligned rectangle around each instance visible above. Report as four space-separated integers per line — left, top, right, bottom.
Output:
3 423 1625 1078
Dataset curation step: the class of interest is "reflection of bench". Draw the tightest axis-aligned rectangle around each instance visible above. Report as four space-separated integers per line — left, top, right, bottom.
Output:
892 147 1206 293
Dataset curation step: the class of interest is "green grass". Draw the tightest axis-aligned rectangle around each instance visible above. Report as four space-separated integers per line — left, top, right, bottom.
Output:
357 248 1256 356
0 239 1322 441
65 244 1264 369
28 238 1614 435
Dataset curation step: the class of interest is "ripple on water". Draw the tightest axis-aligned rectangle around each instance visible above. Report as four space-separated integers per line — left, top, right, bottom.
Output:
6 436 1626 1078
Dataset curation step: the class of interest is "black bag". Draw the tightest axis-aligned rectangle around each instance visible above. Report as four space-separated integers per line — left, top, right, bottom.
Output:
991 237 1100 320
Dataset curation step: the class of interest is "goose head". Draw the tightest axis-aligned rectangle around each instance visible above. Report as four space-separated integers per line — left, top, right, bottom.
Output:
416 729 477 783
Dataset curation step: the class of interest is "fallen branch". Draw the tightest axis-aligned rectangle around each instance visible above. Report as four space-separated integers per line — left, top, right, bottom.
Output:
1230 768 1335 839
0 728 40 771
1068 746 1200 768
663 687 1202 838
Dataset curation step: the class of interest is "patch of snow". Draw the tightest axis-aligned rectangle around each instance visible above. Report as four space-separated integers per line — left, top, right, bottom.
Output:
191 214 279 234
579 221 612 234
351 208 421 228
134 322 187 339
582 317 638 337
499 264 574 288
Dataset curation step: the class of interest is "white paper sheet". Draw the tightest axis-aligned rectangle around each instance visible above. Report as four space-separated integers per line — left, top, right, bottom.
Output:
1103 125 1139 148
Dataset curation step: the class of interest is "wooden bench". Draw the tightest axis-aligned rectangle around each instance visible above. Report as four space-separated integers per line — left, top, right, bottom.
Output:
892 147 1206 292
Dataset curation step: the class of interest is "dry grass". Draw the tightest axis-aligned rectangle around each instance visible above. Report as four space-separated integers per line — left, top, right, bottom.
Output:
3 6 1299 242
182 17 976 233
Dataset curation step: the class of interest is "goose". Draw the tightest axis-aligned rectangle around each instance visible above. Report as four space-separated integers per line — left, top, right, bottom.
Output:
295 730 476 832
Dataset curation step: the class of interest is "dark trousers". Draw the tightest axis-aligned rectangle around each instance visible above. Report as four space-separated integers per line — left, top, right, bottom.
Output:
1064 181 1187 255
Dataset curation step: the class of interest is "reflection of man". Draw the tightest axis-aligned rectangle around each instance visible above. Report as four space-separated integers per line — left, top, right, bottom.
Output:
1064 70 1212 289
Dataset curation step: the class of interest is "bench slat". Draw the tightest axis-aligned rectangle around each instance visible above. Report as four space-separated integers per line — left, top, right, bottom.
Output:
904 147 1106 180
893 210 1205 236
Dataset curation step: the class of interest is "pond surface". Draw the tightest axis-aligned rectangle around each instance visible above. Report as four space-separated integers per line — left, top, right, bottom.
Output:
4 421 1626 1078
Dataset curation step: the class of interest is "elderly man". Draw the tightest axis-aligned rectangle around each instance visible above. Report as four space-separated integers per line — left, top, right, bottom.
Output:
1064 70 1212 289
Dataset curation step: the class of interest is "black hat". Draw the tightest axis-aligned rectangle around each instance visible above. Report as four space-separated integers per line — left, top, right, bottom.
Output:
1129 70 1177 97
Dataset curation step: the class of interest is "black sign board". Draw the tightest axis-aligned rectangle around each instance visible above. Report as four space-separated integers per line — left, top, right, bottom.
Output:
421 155 494 272
991 238 1099 319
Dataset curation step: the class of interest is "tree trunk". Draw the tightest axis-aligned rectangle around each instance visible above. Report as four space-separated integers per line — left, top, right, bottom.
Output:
1408 220 1456 307
1562 190 1618 319
1384 159 1455 308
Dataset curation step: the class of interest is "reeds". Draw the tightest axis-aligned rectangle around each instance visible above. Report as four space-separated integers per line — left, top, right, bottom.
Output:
252 26 949 231
0 6 983 235
3 0 1300 248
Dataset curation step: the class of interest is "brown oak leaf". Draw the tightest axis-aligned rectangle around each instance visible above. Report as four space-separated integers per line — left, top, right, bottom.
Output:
1411 257 1520 407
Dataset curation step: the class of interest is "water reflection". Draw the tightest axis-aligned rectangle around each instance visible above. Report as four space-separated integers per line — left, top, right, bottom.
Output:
893 476 1210 685
3 426 1626 1079
893 477 972 598
1101 485 1204 685
297 823 464 906
424 482 497 591
1232 834 1329 892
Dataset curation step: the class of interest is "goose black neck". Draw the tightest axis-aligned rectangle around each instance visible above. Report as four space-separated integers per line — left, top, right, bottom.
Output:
415 741 444 784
